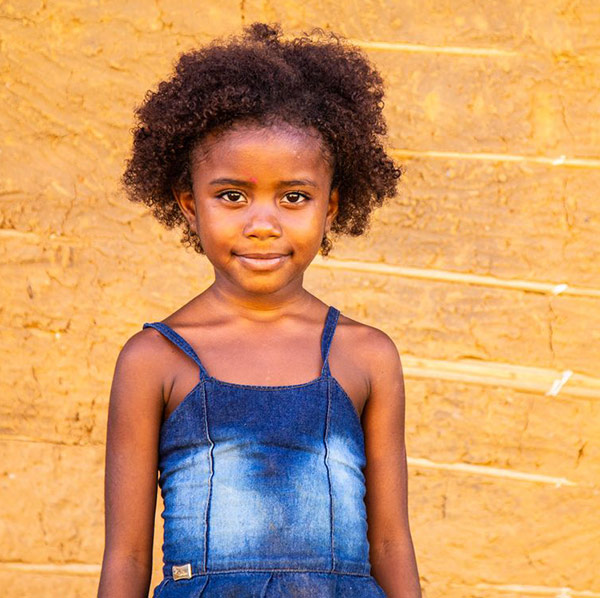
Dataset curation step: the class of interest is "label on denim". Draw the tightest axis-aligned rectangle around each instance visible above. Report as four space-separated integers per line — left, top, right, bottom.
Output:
172 563 192 580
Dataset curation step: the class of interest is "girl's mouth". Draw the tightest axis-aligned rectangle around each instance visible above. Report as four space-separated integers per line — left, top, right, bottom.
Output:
234 253 290 270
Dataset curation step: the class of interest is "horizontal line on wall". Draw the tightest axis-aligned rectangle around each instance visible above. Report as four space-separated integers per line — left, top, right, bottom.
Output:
311 255 600 298
0 561 100 576
402 354 599 399
0 434 80 445
408 456 577 487
348 38 519 57
0 228 40 239
391 148 600 168
469 582 600 597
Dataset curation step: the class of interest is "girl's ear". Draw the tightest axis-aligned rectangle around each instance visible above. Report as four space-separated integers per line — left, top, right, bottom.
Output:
325 186 340 233
172 186 197 233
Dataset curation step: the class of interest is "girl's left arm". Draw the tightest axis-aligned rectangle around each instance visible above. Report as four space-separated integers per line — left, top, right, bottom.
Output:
362 330 422 598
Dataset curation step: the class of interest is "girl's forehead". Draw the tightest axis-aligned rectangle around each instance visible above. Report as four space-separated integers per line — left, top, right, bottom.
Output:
192 123 333 174
198 123 322 154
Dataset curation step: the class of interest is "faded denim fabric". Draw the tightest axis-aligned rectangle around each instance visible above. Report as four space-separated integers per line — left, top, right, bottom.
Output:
142 306 388 597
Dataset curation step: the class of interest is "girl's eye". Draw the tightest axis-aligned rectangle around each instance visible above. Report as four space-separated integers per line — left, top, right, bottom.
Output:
217 191 309 204
218 191 245 203
283 192 309 204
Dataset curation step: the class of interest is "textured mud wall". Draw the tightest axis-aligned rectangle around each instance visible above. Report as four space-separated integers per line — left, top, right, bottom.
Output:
1 1 599 597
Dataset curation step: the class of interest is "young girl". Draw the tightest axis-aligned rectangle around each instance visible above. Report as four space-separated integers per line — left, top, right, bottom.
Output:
98 22 421 598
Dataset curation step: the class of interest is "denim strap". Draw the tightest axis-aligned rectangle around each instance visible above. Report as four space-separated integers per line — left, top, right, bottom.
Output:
142 322 210 381
320 306 340 377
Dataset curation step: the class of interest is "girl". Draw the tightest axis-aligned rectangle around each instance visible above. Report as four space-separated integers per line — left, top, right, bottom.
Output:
98 22 421 598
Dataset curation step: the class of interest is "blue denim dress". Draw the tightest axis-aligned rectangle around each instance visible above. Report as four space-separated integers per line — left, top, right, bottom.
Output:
142 306 387 597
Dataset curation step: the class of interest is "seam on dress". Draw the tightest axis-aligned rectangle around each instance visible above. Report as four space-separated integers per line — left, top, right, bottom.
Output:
163 568 373 577
206 376 324 390
323 375 336 571
153 577 171 597
259 572 275 598
201 380 214 573
197 576 209 595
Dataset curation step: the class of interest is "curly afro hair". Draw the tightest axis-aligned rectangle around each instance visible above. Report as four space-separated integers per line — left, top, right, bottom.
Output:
122 22 403 256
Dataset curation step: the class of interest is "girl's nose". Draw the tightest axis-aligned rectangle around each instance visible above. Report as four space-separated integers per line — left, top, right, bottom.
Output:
243 204 282 239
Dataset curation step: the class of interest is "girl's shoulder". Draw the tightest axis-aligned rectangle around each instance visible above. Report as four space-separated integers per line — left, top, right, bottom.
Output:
116 319 191 390
336 311 400 363
334 311 403 395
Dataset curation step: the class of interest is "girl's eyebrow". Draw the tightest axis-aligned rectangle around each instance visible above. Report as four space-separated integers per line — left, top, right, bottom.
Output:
208 177 318 188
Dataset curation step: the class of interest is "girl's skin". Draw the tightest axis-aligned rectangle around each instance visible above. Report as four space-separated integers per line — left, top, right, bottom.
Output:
99 122 421 598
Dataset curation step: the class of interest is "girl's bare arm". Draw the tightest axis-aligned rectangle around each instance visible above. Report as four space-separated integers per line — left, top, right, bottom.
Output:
97 332 165 598
363 330 422 598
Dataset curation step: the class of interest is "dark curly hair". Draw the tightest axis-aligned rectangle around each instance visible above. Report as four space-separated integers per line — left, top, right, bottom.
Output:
122 22 403 256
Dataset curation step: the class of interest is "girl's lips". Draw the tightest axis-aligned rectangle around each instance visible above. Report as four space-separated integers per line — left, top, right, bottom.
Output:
238 253 287 259
234 253 290 270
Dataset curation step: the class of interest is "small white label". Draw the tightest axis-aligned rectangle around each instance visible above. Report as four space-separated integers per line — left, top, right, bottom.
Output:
172 563 192 580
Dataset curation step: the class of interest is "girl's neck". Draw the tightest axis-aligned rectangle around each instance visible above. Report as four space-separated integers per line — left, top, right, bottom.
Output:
199 280 318 323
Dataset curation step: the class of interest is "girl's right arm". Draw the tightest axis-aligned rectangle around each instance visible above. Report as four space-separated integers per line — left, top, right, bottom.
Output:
97 331 166 598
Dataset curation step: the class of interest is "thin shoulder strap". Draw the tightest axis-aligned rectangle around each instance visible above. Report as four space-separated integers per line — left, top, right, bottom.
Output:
142 321 210 381
320 306 340 377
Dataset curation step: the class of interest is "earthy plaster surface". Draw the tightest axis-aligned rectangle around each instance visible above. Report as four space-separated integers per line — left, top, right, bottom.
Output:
1 1 599 597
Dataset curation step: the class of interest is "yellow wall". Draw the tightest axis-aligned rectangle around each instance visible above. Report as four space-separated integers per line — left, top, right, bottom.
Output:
1 1 599 597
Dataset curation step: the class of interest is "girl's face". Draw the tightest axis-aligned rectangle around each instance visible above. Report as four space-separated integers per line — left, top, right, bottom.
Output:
173 122 339 298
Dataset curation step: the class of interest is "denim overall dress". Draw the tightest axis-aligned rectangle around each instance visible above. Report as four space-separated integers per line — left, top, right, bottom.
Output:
142 306 387 597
